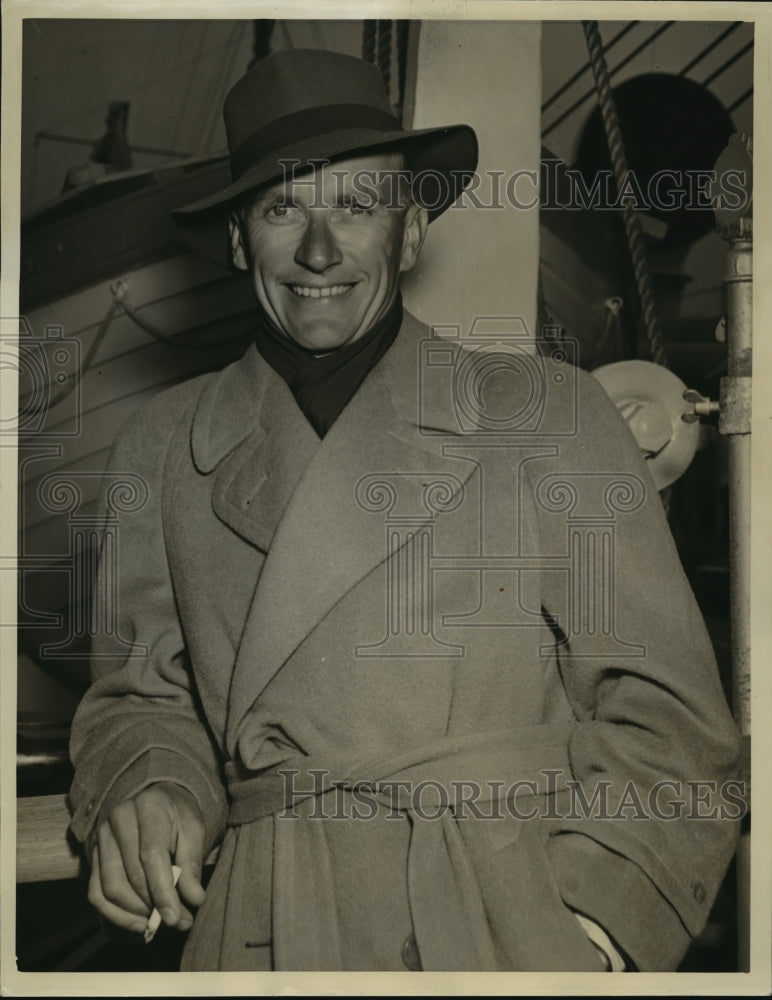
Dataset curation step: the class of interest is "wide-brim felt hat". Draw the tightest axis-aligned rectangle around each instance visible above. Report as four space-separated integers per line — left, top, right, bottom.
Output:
173 48 478 269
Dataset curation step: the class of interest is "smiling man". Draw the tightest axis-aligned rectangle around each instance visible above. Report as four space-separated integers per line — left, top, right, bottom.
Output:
232 151 423 352
68 48 741 974
226 151 427 438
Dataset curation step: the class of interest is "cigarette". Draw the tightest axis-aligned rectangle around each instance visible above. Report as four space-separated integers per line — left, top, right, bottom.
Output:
143 865 182 943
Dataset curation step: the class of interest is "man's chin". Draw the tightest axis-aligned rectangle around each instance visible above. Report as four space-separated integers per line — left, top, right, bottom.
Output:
285 324 361 352
275 308 366 351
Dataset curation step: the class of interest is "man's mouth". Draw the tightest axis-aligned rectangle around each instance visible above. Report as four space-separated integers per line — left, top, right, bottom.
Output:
287 283 356 299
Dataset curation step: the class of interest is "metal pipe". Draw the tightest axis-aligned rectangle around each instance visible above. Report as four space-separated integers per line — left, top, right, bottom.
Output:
721 235 752 972
712 130 752 972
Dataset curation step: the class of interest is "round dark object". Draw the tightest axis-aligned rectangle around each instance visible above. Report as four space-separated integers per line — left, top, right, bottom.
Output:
574 73 735 246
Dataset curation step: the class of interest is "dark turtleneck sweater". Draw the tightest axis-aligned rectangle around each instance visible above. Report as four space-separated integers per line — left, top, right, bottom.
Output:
253 294 403 438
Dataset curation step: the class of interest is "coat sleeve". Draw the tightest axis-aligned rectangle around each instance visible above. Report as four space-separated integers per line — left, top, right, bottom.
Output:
531 364 742 971
68 384 228 857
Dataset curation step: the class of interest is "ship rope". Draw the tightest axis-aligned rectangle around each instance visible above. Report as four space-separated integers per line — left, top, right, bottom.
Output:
582 19 668 368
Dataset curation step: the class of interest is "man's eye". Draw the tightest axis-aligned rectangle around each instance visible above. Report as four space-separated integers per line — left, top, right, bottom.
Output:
265 203 297 220
344 198 375 215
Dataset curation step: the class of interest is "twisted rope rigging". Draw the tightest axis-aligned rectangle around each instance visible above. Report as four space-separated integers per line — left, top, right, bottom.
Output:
363 21 408 112
396 21 410 117
377 20 393 98
544 22 674 139
582 19 668 368
362 20 377 64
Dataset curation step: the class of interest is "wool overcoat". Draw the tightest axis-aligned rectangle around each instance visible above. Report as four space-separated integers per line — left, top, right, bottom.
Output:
69 311 741 972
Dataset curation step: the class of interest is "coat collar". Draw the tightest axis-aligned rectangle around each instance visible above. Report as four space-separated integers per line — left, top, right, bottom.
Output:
192 312 476 759
190 312 464 472
189 313 466 555
190 341 266 475
191 342 321 553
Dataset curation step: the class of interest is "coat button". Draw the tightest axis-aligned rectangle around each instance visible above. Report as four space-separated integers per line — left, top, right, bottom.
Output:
85 799 95 817
692 881 706 903
401 933 422 971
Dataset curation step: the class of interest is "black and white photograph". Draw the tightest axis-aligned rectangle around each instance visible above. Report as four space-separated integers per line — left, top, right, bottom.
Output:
2 2 770 994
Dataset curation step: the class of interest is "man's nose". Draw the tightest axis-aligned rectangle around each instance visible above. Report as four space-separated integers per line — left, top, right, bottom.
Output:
294 213 343 273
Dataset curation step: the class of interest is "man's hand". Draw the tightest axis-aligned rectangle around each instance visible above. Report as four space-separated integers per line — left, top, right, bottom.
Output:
88 782 207 936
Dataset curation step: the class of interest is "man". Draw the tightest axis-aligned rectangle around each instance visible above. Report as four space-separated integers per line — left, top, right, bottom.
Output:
69 49 741 972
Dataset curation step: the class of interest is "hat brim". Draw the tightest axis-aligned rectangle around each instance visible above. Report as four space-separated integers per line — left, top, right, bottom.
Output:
172 123 478 269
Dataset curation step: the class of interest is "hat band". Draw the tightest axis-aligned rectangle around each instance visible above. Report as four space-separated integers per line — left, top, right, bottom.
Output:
230 103 403 179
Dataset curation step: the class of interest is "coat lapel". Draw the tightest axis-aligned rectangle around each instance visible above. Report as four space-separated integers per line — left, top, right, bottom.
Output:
225 313 476 756
191 343 321 553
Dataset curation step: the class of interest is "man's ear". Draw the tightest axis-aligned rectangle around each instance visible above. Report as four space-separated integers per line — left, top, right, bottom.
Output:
399 203 429 273
229 213 249 271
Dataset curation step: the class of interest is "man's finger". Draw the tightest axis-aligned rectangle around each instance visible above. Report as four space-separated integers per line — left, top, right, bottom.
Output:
108 800 152 910
135 793 183 925
88 846 150 934
174 820 206 908
144 867 194 940
96 822 151 917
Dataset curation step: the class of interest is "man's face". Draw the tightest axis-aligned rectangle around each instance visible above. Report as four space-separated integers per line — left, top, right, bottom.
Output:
230 152 427 351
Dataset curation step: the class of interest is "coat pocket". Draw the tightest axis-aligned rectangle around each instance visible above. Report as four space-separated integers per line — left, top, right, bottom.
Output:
463 809 610 971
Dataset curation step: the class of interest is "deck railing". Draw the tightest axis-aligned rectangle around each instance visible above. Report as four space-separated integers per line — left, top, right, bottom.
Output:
16 795 219 883
17 795 84 883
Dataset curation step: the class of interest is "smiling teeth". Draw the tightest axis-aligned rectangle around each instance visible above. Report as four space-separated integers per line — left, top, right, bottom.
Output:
291 284 352 298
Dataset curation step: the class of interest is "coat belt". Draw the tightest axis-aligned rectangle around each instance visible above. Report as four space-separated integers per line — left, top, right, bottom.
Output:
224 722 576 970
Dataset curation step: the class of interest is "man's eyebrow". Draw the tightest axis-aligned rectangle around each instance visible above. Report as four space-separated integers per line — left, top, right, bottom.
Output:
252 188 294 207
333 179 408 208
332 190 381 205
